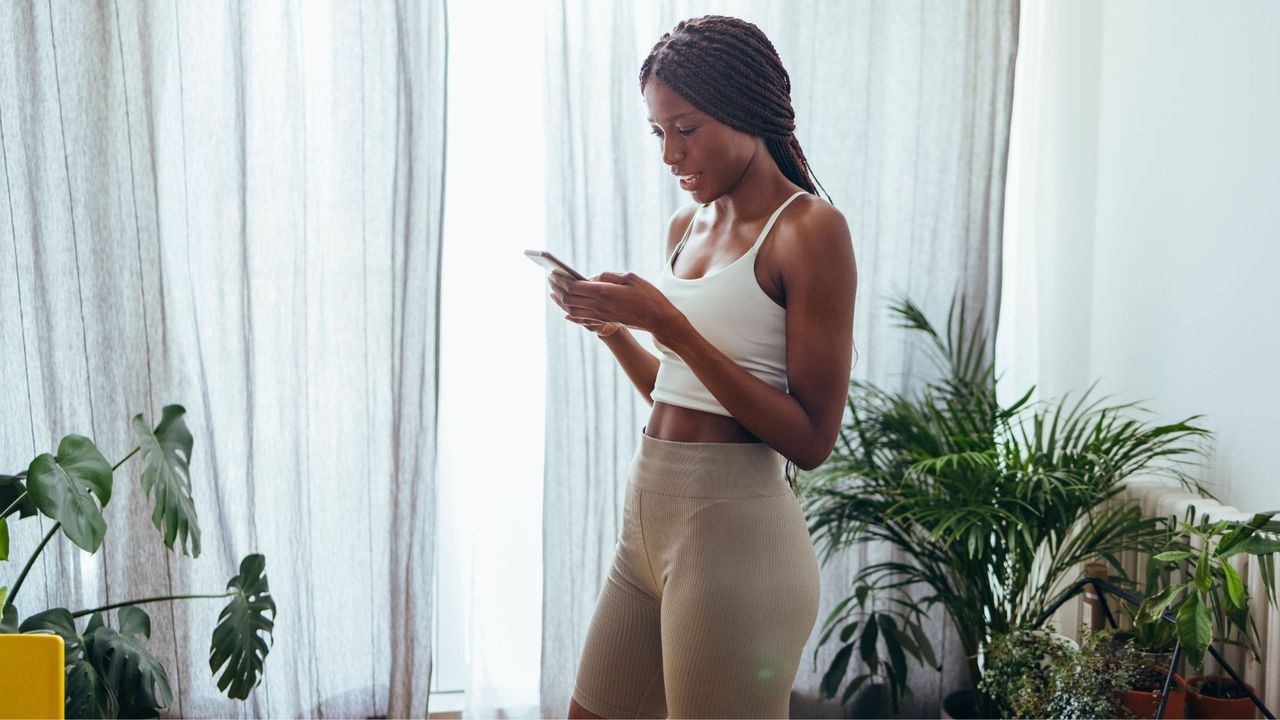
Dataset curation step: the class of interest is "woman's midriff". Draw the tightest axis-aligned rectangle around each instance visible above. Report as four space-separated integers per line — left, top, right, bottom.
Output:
645 401 761 443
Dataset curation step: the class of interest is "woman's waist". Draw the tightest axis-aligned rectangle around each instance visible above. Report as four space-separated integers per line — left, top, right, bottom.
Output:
645 401 759 443
632 422 789 499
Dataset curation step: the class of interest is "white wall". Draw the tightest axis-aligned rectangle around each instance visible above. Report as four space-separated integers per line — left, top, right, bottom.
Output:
1007 1 1280 512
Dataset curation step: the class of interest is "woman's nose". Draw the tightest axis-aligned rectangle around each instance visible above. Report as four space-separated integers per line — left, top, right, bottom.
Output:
662 138 684 166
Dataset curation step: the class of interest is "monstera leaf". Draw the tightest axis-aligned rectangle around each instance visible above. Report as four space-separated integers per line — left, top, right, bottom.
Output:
210 554 276 700
0 472 39 560
0 471 39 519
20 608 119 717
132 405 201 557
26 435 113 553
86 606 174 716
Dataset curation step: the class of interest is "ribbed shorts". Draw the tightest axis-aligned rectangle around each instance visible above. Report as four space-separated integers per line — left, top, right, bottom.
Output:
571 428 822 719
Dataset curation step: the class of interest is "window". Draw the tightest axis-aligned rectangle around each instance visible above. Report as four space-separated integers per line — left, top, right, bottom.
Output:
431 0 546 714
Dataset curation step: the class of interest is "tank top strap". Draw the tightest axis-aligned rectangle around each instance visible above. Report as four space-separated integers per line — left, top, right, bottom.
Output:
667 203 705 266
747 190 808 255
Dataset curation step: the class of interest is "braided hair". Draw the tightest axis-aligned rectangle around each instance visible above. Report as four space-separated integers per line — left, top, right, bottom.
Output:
638 15 831 206
641 15 830 495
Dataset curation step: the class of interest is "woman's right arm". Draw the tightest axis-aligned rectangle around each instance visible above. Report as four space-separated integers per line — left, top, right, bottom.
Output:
597 327 661 405
588 203 699 405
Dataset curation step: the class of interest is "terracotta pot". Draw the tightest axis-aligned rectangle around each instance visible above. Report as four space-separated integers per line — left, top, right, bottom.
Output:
1187 675 1259 720
1122 667 1187 719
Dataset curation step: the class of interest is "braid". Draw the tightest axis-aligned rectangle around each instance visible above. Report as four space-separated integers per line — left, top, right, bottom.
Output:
639 15 831 204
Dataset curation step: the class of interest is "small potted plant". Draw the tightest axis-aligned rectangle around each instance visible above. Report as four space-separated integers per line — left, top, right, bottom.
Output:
1186 675 1259 720
1116 604 1179 669
979 627 1141 719
1119 655 1187 720
1134 509 1280 720
978 626 1076 718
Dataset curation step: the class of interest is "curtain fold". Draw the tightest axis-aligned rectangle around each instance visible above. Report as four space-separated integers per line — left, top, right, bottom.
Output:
0 0 446 716
542 1 1017 717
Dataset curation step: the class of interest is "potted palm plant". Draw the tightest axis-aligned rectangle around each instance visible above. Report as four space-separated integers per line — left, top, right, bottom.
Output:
801 294 1211 717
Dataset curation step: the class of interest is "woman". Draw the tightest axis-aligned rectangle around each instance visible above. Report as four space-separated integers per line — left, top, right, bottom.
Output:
548 15 856 719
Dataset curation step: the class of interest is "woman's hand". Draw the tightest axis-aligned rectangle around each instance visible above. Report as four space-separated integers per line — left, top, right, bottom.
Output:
547 271 681 338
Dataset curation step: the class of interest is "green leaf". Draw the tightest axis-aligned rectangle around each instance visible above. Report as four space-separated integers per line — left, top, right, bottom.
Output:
841 673 870 705
859 614 880 666
0 474 38 519
132 405 201 557
66 657 118 720
821 643 854 698
26 435 113 553
210 554 276 700
86 606 174 715
19 606 121 718
1153 550 1193 562
19 607 84 647
1194 545 1213 592
839 621 860 643
1220 535 1280 559
909 620 939 668
1138 582 1188 623
1221 561 1246 609
0 602 16 634
0 516 7 561
1175 592 1212 669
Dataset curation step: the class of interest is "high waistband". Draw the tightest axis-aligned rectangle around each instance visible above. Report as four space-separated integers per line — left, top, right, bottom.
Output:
631 427 789 499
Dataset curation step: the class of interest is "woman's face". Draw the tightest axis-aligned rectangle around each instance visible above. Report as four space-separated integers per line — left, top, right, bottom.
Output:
643 79 756 203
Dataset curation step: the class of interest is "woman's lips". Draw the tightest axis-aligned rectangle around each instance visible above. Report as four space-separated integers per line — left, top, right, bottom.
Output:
678 173 702 191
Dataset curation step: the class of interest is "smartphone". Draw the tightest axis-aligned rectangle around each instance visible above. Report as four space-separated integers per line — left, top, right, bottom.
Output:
524 249 587 280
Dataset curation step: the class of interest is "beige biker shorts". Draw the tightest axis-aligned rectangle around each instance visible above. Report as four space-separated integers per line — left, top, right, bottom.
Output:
571 428 822 719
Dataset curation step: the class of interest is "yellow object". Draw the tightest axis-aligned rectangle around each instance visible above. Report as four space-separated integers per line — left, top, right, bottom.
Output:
0 634 65 719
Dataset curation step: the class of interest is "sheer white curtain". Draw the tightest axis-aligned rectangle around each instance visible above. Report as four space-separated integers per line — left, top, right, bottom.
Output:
541 1 1018 717
0 1 445 716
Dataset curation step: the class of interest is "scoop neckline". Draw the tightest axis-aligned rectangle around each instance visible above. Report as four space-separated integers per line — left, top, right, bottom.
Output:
666 235 757 282
666 192 806 282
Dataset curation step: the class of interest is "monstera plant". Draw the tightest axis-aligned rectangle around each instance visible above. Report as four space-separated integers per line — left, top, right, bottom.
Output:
0 405 275 718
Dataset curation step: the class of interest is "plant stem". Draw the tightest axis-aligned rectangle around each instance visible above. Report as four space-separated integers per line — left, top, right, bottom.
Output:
0 491 27 518
71 592 234 619
7 522 60 605
112 447 139 472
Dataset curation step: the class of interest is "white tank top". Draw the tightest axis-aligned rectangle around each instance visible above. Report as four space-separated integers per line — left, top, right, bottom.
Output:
650 190 806 417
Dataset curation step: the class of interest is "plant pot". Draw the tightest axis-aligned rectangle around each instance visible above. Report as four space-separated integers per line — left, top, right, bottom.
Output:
940 689 983 720
1187 675 1259 720
0 634 65 719
1122 666 1187 719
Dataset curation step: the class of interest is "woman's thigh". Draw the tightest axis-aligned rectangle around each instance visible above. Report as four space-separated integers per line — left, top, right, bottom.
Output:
654 493 821 719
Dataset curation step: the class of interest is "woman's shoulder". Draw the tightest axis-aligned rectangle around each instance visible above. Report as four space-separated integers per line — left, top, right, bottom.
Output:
775 193 854 276
786 192 847 231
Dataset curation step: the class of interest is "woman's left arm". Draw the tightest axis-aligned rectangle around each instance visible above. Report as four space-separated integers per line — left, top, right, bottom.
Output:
659 206 856 470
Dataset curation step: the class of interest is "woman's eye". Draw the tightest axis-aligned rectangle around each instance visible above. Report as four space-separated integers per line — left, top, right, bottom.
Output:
649 127 697 138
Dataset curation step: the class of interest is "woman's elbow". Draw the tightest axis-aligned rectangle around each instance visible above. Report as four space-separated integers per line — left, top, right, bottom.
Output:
795 446 832 472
